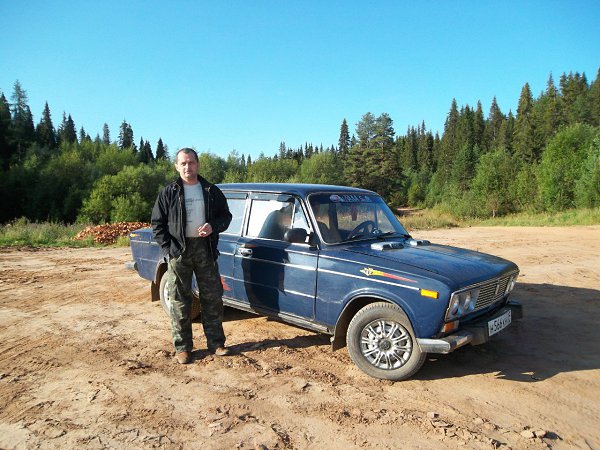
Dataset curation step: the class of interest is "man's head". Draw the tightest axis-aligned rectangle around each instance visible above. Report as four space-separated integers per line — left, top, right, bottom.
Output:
175 147 199 184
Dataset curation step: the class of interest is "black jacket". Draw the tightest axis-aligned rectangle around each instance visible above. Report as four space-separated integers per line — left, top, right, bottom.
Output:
151 176 232 260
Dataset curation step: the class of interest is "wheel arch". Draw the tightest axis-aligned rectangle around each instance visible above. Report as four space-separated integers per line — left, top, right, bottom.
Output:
151 262 168 302
331 294 409 351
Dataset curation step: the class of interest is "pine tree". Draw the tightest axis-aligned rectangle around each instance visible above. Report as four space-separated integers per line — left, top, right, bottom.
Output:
513 83 537 164
137 138 149 163
589 68 600 126
536 73 562 148
58 113 77 145
102 123 111 145
35 102 57 149
10 81 36 159
338 118 350 156
484 96 504 151
79 126 91 143
278 142 286 159
437 99 460 182
0 93 12 169
156 138 166 160
473 101 485 153
118 120 134 150
416 122 434 172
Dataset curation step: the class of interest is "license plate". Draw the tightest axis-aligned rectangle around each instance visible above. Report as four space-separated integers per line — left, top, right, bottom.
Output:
488 310 511 337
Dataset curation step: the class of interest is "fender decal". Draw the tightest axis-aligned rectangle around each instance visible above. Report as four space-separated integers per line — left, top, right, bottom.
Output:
360 267 417 283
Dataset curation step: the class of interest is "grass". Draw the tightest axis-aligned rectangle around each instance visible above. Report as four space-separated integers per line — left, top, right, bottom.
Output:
0 218 97 248
399 207 600 230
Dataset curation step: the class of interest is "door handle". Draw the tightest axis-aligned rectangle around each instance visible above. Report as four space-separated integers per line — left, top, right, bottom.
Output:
238 248 253 257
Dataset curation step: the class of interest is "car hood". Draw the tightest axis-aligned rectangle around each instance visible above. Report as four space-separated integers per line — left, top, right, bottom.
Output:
343 240 517 286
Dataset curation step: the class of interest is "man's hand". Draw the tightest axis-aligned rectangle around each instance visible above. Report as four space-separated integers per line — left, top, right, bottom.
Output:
198 223 213 237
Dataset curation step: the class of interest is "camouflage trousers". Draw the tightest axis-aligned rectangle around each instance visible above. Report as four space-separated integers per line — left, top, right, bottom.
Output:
167 237 225 352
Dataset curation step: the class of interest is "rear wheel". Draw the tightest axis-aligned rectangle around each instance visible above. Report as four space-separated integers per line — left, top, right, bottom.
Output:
159 273 201 320
346 302 426 381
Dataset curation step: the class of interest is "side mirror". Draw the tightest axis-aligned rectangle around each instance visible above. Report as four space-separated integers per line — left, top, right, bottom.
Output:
284 228 308 244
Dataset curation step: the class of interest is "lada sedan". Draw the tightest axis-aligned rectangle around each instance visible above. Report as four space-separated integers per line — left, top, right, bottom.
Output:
127 183 522 380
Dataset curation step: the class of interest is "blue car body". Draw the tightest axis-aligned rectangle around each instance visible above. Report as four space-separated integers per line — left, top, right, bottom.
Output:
128 183 521 380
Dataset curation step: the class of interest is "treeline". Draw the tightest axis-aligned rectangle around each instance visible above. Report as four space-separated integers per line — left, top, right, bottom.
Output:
1 68 599 225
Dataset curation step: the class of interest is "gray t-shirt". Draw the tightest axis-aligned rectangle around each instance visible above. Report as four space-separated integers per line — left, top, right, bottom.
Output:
183 183 206 237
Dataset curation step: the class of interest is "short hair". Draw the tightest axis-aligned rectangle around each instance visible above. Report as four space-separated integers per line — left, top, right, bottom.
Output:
175 147 198 162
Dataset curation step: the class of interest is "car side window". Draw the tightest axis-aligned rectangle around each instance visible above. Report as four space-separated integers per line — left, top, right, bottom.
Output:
223 192 247 236
247 197 308 241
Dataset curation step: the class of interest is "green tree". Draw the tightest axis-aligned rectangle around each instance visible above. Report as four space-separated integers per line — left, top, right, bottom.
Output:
35 102 57 150
559 71 593 126
589 68 600 127
0 93 12 169
338 118 350 157
450 143 477 193
79 161 174 223
297 151 344 185
223 150 246 183
57 113 77 145
10 81 36 161
436 99 460 184
484 96 504 152
155 138 167 160
198 152 226 183
537 123 596 211
31 144 94 221
95 144 139 176
535 73 562 147
513 83 537 164
102 123 111 145
118 120 134 150
574 132 600 208
470 148 514 217
246 156 298 182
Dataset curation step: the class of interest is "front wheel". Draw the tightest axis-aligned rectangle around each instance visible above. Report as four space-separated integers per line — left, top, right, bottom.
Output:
159 274 201 320
346 302 426 381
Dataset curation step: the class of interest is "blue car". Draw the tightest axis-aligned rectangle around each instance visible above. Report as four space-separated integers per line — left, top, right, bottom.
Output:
127 183 522 380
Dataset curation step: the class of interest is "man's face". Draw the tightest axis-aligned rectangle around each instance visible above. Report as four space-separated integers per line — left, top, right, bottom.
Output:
175 152 198 184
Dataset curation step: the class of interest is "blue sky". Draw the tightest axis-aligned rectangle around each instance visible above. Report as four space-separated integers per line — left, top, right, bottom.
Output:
1 1 598 160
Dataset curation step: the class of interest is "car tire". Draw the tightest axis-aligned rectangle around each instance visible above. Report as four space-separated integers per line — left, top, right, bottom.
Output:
159 273 201 320
347 302 426 381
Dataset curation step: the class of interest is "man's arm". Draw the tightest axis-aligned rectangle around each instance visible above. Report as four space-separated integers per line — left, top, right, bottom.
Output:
151 190 171 255
209 186 232 234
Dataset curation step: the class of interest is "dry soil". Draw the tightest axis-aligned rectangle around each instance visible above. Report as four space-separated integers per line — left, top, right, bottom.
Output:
1 226 599 449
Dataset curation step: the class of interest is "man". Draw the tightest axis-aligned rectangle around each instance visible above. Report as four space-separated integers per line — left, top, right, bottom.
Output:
151 147 232 364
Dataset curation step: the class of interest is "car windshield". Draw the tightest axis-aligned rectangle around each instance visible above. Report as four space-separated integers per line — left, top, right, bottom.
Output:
308 193 410 244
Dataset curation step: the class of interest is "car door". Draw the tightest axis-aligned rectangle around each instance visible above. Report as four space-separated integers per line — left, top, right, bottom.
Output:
218 191 249 300
233 193 318 319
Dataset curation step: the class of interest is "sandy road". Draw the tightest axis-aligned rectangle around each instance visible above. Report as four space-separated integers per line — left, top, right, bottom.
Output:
0 226 599 449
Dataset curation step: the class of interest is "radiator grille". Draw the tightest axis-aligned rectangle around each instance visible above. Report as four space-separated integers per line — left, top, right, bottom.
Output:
474 274 512 311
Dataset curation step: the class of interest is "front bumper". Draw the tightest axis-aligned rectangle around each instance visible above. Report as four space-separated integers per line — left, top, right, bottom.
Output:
416 300 522 354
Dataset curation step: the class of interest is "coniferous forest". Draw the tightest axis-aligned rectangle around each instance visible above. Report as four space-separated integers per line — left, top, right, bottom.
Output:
1 68 599 225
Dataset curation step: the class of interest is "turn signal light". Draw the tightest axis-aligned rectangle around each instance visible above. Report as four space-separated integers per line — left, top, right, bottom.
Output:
441 321 459 333
421 289 439 299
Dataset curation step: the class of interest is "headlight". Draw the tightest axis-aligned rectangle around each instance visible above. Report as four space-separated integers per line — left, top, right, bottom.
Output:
446 289 479 320
505 274 518 294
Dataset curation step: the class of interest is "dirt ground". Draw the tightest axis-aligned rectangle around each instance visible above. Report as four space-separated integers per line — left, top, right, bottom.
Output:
0 226 599 450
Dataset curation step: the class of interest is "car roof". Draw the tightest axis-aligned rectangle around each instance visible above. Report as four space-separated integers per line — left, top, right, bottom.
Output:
216 183 376 197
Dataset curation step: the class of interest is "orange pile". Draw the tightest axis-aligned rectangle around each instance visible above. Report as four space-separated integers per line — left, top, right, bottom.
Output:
74 222 150 244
